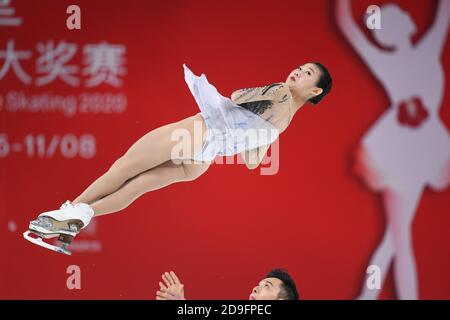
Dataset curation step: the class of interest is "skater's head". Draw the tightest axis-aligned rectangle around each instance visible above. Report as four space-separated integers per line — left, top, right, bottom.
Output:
286 62 332 106
249 268 299 300
372 4 416 49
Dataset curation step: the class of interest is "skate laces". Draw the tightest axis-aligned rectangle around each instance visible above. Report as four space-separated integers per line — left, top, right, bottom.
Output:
60 200 73 210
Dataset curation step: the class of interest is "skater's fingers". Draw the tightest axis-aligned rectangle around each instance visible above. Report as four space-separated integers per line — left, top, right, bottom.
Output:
165 271 175 285
156 290 173 300
156 290 166 300
170 271 181 284
162 273 171 287
159 281 168 290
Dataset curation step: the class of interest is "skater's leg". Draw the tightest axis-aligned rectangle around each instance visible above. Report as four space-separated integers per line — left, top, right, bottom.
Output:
90 159 211 216
388 187 423 300
72 113 207 205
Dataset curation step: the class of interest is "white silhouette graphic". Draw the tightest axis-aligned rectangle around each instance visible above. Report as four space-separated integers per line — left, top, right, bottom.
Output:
36 40 80 86
0 0 22 27
82 42 126 87
0 39 31 84
336 0 450 299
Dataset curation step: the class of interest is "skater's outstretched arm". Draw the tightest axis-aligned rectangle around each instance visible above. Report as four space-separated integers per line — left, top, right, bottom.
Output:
156 271 186 300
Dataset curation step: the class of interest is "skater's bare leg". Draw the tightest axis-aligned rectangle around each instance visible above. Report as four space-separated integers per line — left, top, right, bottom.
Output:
89 159 211 216
71 113 207 206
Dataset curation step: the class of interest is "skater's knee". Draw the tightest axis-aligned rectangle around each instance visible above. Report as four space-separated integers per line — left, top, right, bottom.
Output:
181 162 210 181
111 156 140 177
124 182 144 200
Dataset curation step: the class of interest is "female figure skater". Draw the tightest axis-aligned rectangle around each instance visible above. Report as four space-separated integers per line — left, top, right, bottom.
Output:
337 0 450 299
23 63 332 255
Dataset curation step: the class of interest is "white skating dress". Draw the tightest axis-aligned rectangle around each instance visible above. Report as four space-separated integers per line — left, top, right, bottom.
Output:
183 64 280 162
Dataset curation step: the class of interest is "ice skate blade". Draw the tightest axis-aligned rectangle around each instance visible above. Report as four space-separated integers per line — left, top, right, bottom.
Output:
23 231 72 256
28 223 77 238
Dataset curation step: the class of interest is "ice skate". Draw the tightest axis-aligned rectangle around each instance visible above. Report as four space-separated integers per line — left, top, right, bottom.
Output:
23 200 95 256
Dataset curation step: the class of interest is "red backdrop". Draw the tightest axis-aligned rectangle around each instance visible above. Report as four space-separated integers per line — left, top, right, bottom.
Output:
1 0 449 299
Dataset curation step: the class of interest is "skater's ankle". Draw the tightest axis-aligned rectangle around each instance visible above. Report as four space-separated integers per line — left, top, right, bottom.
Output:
89 203 101 217
72 199 91 206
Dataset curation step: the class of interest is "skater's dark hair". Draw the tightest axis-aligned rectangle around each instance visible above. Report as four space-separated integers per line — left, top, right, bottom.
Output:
266 268 299 300
309 62 332 105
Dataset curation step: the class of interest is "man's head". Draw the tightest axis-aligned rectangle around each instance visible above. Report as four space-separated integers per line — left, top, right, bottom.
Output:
285 62 332 105
249 269 299 300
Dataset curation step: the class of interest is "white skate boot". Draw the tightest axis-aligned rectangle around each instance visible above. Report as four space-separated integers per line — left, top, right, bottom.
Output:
23 200 95 255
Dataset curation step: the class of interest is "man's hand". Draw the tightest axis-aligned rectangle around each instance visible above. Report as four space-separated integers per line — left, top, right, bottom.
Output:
156 271 186 300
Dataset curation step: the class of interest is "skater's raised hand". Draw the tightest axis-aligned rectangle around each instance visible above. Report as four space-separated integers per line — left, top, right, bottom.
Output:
156 271 185 300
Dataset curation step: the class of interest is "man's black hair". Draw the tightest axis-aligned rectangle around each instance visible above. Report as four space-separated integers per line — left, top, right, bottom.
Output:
309 62 332 105
266 268 299 300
